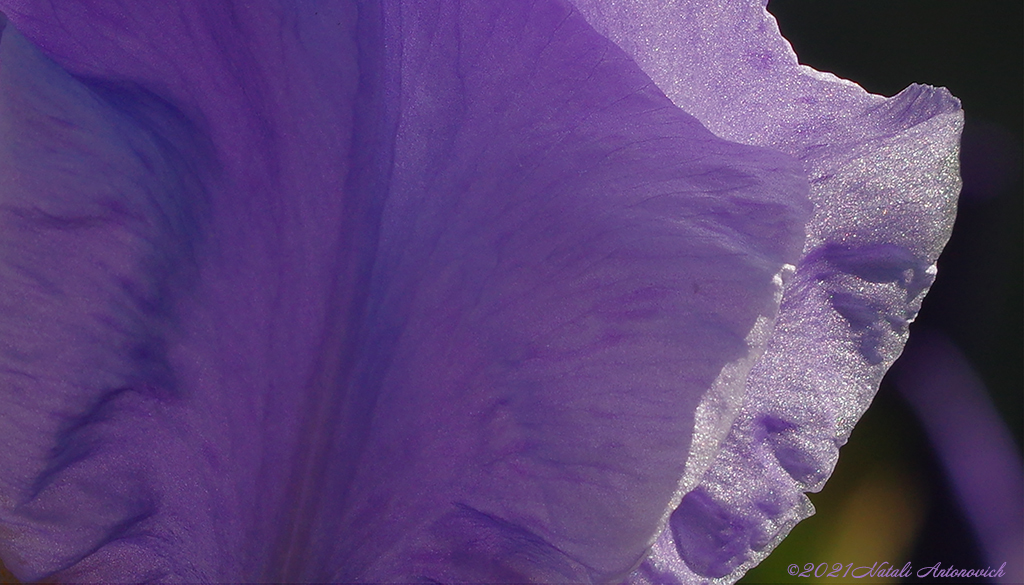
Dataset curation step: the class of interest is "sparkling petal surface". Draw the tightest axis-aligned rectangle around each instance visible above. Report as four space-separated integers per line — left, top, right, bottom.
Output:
566 1 962 582
0 2 815 582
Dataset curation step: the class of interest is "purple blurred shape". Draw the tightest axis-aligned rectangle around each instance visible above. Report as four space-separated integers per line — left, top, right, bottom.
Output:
959 119 1022 204
0 1 963 582
896 331 1024 584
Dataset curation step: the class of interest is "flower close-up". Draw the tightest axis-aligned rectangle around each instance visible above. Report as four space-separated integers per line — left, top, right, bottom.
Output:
0 1 965 583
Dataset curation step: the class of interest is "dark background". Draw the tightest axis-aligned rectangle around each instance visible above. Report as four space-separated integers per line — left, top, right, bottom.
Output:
742 2 1023 584
1 2 1019 584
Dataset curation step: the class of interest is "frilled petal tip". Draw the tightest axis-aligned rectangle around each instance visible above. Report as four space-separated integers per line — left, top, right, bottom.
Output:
0 0 960 582
566 2 962 583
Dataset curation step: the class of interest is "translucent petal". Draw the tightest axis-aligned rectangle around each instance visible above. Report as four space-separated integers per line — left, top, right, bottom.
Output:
566 1 962 581
0 2 812 581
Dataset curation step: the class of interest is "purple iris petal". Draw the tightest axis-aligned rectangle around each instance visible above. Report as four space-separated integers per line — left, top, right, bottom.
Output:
0 1 959 583
0 2 809 581
568 1 961 581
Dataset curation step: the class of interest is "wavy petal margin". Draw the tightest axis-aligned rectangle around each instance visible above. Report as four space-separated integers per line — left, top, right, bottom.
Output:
566 1 962 582
0 2 819 582
0 1 961 582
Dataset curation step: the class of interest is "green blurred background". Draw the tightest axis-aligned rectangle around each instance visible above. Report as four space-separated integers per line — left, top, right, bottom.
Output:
1 2 1019 584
